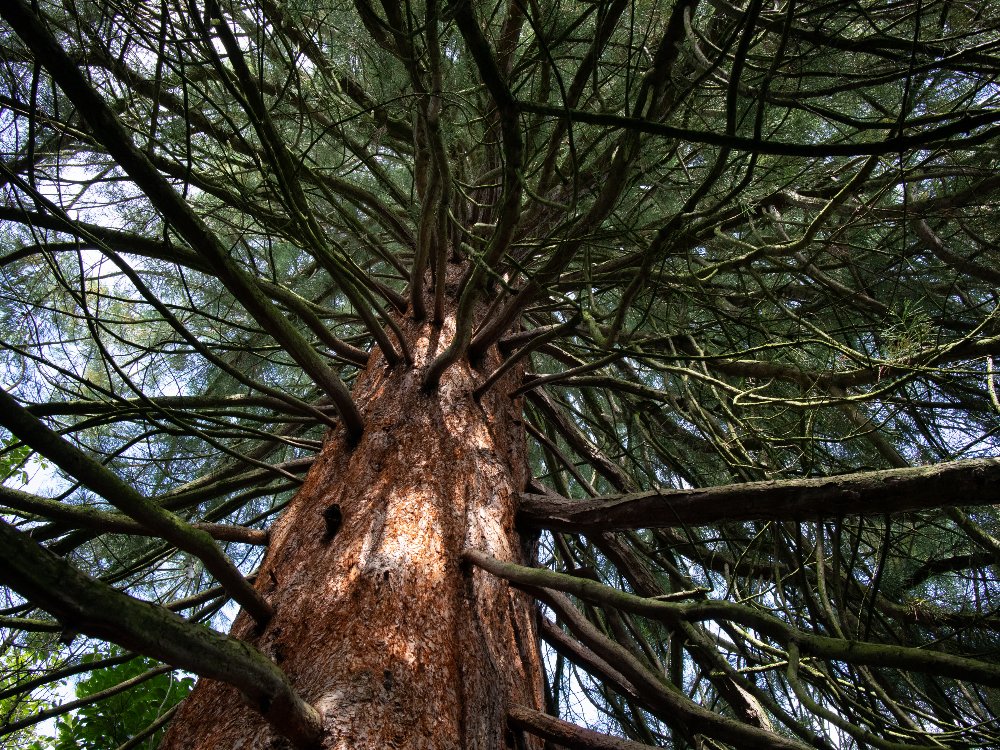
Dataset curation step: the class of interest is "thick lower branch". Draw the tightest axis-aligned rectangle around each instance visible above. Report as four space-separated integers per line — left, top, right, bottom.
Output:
0 519 322 748
520 458 1000 531
0 387 272 623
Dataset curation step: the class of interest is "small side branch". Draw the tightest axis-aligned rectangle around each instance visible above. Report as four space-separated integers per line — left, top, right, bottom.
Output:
0 485 268 545
508 705 662 750
474 314 579 400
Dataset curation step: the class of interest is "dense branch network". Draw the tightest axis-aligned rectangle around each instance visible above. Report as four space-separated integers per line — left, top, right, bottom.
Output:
1 0 1000 748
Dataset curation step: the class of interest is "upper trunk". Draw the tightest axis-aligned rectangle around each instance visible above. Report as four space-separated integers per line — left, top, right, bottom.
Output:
160 274 545 749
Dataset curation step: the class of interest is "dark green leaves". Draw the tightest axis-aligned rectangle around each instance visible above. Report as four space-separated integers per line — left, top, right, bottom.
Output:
50 652 192 750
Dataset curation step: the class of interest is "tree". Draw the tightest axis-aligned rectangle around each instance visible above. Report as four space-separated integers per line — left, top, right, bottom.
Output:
2 0 1000 747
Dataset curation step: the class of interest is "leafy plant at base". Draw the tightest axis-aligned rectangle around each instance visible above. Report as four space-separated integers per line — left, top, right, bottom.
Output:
51 651 192 750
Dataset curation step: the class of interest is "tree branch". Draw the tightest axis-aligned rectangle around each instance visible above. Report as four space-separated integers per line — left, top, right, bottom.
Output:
0 387 272 623
520 458 1000 531
0 0 364 441
0 518 322 749
508 704 662 750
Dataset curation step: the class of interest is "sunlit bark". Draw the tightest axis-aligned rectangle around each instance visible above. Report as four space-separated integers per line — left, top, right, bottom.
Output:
161 274 544 749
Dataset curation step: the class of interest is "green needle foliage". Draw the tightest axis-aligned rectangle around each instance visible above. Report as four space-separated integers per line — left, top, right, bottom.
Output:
1 0 1000 748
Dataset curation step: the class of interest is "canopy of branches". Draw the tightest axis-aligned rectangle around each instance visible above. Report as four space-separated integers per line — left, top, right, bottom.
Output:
2 0 1000 748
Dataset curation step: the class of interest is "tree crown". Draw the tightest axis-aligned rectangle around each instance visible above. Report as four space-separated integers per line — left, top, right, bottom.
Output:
3 0 1000 747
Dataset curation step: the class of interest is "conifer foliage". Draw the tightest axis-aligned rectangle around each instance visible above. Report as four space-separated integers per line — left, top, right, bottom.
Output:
3 1 1000 747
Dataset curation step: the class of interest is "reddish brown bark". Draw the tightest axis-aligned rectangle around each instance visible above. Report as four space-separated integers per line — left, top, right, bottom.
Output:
160 296 545 749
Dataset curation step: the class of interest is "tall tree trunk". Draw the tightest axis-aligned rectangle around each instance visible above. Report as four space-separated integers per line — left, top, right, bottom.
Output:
160 287 545 749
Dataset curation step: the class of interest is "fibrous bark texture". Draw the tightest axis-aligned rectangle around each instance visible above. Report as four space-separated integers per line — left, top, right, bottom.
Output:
160 290 545 749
